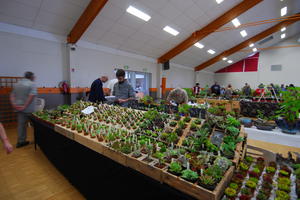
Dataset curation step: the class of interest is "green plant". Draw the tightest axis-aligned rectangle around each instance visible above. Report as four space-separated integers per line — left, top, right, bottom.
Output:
174 113 181 121
178 104 191 115
257 191 268 200
249 177 259 184
294 168 300 178
275 190 290 200
266 166 276 174
229 182 238 190
279 170 289 176
226 126 240 137
181 169 199 181
199 175 216 186
276 87 300 124
277 183 291 193
178 120 186 129
194 118 202 125
226 116 241 127
169 121 177 127
252 167 260 174
141 95 153 104
169 162 182 174
206 140 219 152
183 116 191 123
166 132 178 143
204 165 223 181
224 187 237 197
239 162 249 171
213 157 232 172
245 156 254 163
190 122 197 131
246 180 257 189
277 177 291 186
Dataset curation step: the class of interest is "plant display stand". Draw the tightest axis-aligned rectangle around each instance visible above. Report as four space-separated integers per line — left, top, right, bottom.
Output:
32 101 249 200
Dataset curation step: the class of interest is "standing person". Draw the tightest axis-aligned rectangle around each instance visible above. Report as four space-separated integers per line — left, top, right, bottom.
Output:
113 69 135 107
107 78 118 96
211 82 221 95
10 72 37 148
242 83 252 96
280 84 287 91
88 76 108 103
0 122 13 154
193 83 201 96
167 88 188 105
224 84 233 99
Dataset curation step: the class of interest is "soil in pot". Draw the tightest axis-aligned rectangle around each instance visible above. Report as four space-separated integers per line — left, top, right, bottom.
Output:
154 163 166 169
142 157 153 163
198 182 217 191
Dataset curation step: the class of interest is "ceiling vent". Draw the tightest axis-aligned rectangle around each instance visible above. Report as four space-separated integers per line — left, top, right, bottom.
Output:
258 35 274 45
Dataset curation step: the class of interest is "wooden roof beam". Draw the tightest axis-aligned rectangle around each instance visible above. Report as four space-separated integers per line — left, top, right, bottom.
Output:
194 14 300 71
67 0 108 44
157 0 263 63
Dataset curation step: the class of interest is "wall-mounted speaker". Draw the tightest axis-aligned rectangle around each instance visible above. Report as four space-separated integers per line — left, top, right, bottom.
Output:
163 61 170 70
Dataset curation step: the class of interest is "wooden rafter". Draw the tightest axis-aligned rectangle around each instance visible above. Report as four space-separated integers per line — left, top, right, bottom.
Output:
67 0 108 44
195 14 300 71
157 0 263 64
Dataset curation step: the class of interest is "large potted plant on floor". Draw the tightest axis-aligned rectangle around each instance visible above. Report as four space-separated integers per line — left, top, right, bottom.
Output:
276 87 300 134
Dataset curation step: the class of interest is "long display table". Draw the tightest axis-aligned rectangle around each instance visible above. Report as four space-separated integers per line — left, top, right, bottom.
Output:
31 117 197 200
245 127 300 148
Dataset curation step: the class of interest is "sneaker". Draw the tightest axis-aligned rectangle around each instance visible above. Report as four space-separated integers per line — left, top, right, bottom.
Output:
16 141 30 148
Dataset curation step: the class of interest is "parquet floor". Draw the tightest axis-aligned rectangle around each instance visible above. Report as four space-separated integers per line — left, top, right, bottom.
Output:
0 127 299 200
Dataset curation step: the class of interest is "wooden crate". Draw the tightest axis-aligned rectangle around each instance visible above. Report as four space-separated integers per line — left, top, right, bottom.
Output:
102 145 128 166
54 125 74 140
162 166 235 200
127 154 163 182
232 126 246 167
74 133 105 154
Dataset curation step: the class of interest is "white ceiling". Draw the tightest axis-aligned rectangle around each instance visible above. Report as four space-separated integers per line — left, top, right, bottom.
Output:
0 0 300 72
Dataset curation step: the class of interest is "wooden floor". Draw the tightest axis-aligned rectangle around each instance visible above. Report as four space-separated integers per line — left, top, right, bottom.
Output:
0 127 84 200
0 127 299 200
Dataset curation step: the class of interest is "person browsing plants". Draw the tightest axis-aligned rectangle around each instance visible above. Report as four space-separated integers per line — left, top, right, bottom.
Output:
113 69 135 107
88 76 108 103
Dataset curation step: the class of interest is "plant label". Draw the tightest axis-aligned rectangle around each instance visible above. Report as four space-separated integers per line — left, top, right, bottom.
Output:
82 106 95 115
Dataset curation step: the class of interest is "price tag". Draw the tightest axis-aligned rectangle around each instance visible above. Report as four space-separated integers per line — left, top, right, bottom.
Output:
81 106 95 115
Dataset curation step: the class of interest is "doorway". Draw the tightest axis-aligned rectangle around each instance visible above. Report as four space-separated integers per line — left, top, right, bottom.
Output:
124 71 151 95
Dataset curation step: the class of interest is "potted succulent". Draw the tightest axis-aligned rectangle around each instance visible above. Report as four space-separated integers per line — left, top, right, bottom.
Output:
199 175 216 190
169 161 182 176
276 87 300 134
181 169 199 183
224 187 237 199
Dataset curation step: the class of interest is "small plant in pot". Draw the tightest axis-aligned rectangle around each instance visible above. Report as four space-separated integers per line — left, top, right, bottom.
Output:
276 87 300 134
181 169 199 183
224 187 237 199
169 161 182 176
199 175 216 190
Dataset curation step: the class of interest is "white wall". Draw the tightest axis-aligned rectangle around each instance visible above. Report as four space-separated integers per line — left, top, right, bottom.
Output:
214 34 300 89
164 65 195 88
69 46 158 88
0 31 68 87
196 71 215 88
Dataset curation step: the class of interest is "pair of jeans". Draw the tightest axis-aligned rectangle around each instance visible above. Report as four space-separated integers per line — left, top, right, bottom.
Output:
17 112 30 143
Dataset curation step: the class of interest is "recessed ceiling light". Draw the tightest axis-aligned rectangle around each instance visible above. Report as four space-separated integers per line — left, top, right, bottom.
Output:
163 26 179 36
252 48 257 52
228 60 233 64
281 33 286 39
240 30 248 37
222 57 227 61
207 49 216 54
249 43 254 47
216 0 224 4
194 42 204 49
281 27 286 32
281 6 287 16
126 6 151 21
232 18 241 27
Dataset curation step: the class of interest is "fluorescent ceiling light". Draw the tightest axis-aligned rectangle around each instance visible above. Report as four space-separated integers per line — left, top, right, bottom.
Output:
222 57 227 61
216 0 224 4
281 33 286 39
232 18 241 27
252 48 257 52
249 43 254 47
194 42 204 49
281 6 287 16
281 27 286 32
163 26 179 36
240 30 248 37
228 60 233 64
126 6 151 21
207 49 216 54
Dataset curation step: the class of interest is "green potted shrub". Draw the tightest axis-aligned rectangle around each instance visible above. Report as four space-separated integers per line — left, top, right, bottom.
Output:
181 169 199 183
276 87 300 134
199 175 216 190
169 161 182 176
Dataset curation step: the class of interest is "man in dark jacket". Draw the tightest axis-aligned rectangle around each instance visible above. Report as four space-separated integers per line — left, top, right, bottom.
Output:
88 76 108 103
211 82 221 95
